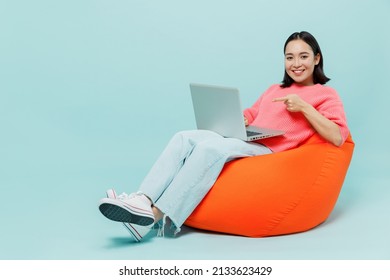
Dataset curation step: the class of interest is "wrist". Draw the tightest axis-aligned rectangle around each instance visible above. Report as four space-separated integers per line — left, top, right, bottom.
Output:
301 103 314 116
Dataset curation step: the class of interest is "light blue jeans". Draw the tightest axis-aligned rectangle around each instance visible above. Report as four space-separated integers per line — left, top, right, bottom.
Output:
139 130 272 233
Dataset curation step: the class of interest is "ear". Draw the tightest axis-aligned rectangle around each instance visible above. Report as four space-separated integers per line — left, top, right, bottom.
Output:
314 53 321 65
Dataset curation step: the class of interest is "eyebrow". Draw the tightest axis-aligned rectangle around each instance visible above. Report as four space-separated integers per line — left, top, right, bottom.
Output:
285 51 310 56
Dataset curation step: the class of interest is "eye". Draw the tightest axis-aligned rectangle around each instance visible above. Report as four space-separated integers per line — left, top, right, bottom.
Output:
301 55 308 59
285 56 293 61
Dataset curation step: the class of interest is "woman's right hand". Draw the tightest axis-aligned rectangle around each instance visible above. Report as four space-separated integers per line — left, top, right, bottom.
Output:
244 117 249 126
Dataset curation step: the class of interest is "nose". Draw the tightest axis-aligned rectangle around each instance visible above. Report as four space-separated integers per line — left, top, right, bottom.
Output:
293 58 301 68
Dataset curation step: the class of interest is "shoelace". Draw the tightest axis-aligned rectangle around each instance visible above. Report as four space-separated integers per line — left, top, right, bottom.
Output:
155 216 181 237
117 191 143 200
157 215 167 237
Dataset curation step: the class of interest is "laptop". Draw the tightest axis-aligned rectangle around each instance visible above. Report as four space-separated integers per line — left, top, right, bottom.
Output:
190 83 285 141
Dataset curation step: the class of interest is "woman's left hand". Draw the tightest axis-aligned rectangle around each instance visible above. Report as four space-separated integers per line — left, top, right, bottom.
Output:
273 94 309 113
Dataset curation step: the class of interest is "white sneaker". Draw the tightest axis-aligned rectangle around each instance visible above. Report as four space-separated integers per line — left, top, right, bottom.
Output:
99 190 155 226
105 189 153 242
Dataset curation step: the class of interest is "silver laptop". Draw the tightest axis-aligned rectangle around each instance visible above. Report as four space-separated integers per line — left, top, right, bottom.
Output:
190 83 285 141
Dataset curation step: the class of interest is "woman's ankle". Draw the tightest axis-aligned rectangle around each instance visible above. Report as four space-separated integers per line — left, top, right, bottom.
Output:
152 206 164 222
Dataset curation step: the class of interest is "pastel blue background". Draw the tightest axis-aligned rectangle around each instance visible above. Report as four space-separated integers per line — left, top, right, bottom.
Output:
1 0 389 260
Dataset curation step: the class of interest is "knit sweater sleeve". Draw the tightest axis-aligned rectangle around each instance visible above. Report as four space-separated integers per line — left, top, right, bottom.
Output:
243 85 275 123
314 87 350 144
243 97 260 124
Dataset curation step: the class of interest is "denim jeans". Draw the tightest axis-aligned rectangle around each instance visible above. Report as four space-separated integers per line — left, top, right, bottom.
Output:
139 130 272 232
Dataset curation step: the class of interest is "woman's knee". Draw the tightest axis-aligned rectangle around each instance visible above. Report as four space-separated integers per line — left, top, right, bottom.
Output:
194 138 230 154
172 130 197 139
172 130 221 142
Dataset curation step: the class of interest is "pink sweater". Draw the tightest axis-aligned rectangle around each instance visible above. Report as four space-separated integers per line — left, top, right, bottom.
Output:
244 83 349 152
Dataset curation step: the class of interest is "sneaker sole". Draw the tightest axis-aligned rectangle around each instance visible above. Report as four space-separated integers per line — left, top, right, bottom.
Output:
99 199 154 226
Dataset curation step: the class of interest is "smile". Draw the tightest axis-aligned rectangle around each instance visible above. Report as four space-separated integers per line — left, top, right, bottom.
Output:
292 69 305 75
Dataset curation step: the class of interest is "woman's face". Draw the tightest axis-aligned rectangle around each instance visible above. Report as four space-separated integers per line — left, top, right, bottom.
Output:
284 39 320 86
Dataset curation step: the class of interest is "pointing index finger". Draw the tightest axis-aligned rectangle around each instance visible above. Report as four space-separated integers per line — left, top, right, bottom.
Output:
272 97 288 102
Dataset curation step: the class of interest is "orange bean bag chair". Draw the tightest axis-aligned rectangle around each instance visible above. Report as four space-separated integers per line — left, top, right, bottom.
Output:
185 133 355 237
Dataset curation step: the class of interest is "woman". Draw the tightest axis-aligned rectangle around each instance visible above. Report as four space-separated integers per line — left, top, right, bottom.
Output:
98 31 349 242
